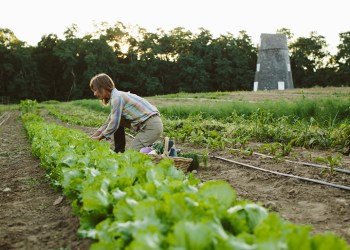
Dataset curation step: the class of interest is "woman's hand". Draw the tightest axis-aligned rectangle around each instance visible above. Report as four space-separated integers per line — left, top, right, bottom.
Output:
90 130 102 138
90 130 105 140
91 134 105 140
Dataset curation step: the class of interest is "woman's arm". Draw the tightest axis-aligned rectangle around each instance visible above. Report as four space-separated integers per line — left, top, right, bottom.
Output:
90 114 111 140
101 91 124 139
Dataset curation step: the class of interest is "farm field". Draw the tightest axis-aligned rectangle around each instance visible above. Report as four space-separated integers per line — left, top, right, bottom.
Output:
149 86 350 107
1 87 350 249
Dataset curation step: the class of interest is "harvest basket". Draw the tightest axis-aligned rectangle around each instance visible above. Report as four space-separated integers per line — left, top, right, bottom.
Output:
149 137 193 172
149 154 193 172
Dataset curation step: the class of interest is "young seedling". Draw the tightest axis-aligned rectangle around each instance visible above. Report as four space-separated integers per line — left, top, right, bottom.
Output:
280 142 292 157
315 155 342 175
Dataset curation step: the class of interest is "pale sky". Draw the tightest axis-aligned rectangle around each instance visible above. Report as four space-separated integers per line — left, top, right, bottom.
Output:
1 0 349 54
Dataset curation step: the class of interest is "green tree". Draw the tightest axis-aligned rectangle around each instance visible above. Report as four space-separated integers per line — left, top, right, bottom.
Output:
32 34 62 100
0 28 40 101
276 28 294 41
210 31 256 91
289 32 331 87
335 31 350 85
53 25 82 100
153 29 179 94
176 29 212 92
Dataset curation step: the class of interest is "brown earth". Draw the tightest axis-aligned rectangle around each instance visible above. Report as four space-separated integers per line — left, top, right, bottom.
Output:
0 112 93 250
1 109 350 249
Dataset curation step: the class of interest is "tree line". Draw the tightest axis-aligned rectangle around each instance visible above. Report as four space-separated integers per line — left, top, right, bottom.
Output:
0 22 350 102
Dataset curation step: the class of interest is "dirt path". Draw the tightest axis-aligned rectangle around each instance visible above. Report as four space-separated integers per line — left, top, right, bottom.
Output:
0 111 92 250
1 110 349 249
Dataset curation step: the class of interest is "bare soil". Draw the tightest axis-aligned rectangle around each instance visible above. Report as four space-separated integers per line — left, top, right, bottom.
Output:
0 112 93 250
1 109 350 249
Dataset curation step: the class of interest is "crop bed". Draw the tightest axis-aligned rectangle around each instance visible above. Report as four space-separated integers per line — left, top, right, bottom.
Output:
1 97 350 249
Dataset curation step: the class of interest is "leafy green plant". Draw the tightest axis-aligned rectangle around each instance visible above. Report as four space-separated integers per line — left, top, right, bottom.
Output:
331 123 350 155
20 99 38 113
280 142 293 156
315 155 342 175
178 152 200 171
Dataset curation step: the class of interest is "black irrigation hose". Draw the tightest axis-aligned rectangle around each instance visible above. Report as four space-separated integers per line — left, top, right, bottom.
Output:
230 148 350 175
210 155 350 192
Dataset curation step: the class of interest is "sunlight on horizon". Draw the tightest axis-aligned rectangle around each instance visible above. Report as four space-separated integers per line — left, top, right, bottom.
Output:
1 0 349 54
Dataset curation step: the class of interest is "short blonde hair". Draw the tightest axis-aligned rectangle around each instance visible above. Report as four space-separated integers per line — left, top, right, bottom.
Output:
90 73 115 105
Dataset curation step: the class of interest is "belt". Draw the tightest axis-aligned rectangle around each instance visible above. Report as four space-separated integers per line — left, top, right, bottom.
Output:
135 113 159 131
147 113 159 120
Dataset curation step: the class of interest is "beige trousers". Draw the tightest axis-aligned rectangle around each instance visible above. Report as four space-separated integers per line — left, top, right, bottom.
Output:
130 116 163 152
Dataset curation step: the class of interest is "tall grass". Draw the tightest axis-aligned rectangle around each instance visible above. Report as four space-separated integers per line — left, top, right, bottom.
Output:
159 97 350 125
153 91 231 99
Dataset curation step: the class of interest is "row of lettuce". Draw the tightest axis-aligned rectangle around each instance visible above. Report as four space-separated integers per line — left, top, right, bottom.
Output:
19 100 349 249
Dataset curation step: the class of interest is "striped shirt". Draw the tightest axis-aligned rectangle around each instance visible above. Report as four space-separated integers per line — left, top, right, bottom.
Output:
98 88 160 139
